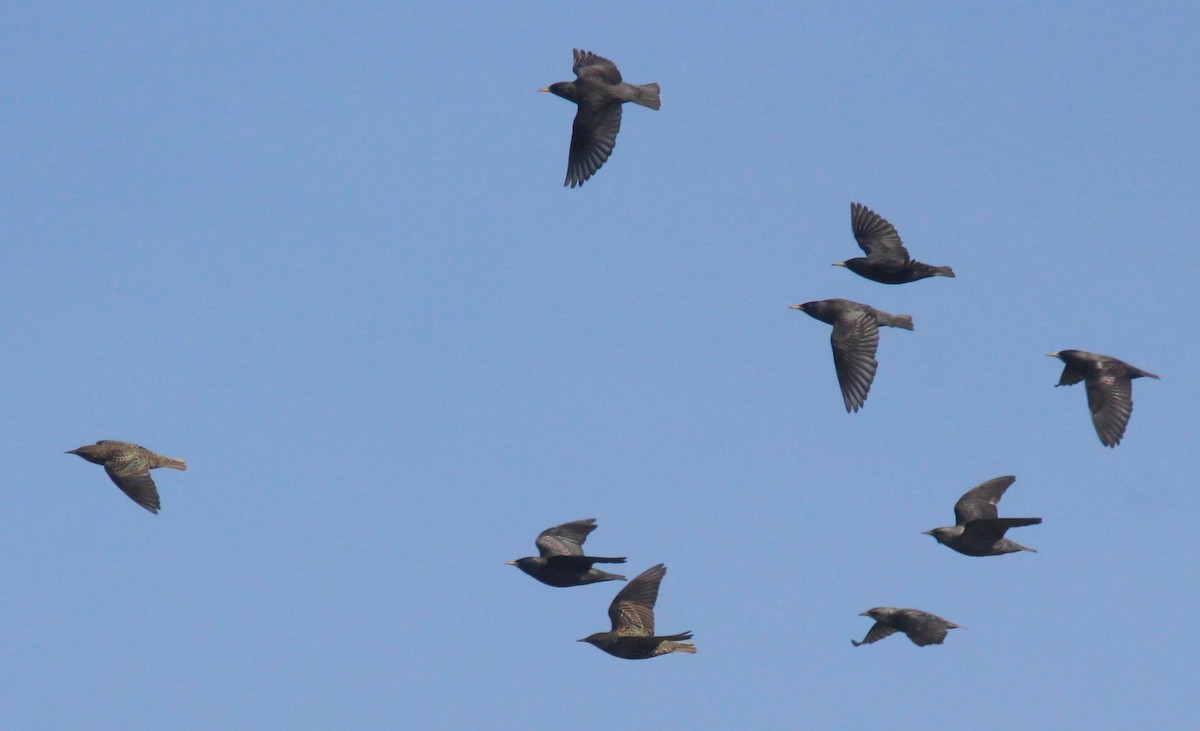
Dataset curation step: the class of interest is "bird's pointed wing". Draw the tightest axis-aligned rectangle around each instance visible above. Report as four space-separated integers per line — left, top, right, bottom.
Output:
853 621 897 646
851 202 910 262
953 475 1016 524
572 49 622 83
608 563 664 635
897 610 957 646
1086 373 1134 447
830 314 880 413
536 519 597 557
104 461 161 514
1055 362 1087 387
566 102 622 188
962 516 1042 541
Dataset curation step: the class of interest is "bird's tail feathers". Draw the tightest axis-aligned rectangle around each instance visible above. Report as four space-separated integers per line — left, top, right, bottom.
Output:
670 642 697 654
632 82 661 110
590 556 626 564
657 631 694 642
877 313 914 331
163 457 188 471
932 265 955 278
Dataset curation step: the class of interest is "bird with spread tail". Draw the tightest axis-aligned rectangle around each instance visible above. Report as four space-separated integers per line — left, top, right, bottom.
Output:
791 298 913 412
507 518 626 587
834 202 955 284
67 440 187 514
852 607 960 647
540 49 660 188
1048 350 1159 447
923 475 1041 556
579 563 696 659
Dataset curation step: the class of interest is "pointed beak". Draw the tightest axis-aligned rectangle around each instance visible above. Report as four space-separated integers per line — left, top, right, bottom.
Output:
858 611 870 617
1046 352 1059 357
538 87 550 93
504 561 517 566
788 304 802 310
65 449 78 455
576 638 588 643
833 261 845 267
921 530 934 536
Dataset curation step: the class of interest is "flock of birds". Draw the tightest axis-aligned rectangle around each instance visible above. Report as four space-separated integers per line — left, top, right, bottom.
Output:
65 49 1162 656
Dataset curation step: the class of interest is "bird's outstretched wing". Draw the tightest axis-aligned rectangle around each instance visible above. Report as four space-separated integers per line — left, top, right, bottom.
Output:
953 475 1017 524
536 519 597 557
566 103 622 188
104 458 161 514
608 563 664 636
1086 372 1133 447
830 313 880 413
572 49 622 84
851 202 910 262
852 621 897 646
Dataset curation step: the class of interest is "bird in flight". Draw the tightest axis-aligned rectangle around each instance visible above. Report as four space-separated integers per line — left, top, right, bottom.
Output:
507 518 627 587
923 475 1041 556
833 202 955 284
1048 350 1159 447
579 563 696 659
66 440 187 514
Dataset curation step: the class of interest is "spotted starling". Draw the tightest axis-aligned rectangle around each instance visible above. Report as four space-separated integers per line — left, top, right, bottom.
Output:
506 518 627 587
834 203 955 284
540 49 660 188
790 299 913 412
579 563 696 659
1048 350 1159 447
852 607 960 647
923 476 1040 556
67 440 187 514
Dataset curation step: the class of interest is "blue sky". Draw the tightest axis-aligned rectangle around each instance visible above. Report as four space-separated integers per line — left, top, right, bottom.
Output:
2 2 1197 729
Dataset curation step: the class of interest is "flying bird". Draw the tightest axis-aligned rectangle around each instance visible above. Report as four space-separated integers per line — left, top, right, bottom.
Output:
834 203 955 284
507 518 627 587
852 607 960 647
1048 350 1159 447
66 440 187 514
579 563 696 659
540 49 660 188
923 475 1041 556
790 298 914 412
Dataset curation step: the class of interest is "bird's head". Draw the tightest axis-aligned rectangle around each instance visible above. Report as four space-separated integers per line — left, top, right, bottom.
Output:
922 527 956 545
505 557 536 573
859 608 892 620
65 444 102 463
789 302 817 315
577 633 607 646
539 81 577 102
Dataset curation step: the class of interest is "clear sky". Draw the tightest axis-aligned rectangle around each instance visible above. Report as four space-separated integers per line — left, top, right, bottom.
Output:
2 3 1197 729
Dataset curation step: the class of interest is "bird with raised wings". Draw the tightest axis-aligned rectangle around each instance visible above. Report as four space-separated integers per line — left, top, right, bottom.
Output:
923 476 1041 556
579 563 696 659
540 49 660 188
507 518 626 587
833 202 955 284
67 440 187 514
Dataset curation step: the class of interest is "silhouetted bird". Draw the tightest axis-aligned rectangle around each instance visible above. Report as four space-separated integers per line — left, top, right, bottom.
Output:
507 518 627 587
852 607 960 647
579 563 696 659
1049 350 1159 447
923 475 1041 556
540 49 660 188
790 299 913 412
66 440 187 514
834 203 955 284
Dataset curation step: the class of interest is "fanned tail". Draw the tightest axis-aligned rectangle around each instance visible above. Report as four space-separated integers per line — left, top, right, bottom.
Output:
632 82 660 110
877 313 914 331
163 457 187 471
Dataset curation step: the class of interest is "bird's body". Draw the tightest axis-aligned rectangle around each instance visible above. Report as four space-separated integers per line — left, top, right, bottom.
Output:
579 563 696 659
790 298 913 412
852 607 960 647
1049 350 1159 447
541 49 660 188
507 519 626 587
835 203 955 284
923 475 1041 556
66 440 187 514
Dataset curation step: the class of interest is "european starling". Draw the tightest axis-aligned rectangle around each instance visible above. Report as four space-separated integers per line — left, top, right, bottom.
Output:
66 440 187 514
579 563 696 659
790 299 914 412
923 476 1041 556
852 607 960 647
540 49 660 188
1048 350 1160 447
834 203 955 284
506 518 627 587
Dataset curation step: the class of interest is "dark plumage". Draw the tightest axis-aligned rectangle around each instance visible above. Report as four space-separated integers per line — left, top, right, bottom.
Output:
507 518 627 587
852 607 960 647
1049 350 1159 447
579 563 696 659
66 440 187 514
540 49 660 188
834 203 955 284
790 298 914 412
923 476 1041 556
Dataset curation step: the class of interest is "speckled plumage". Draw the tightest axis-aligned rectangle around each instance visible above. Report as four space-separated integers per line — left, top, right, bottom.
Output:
507 518 626 587
67 440 187 514
579 564 696 659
